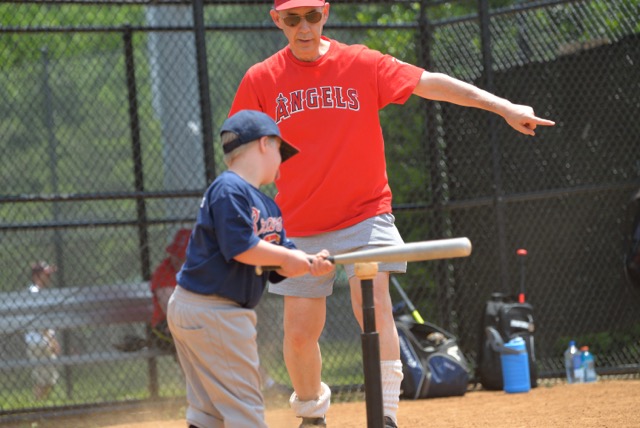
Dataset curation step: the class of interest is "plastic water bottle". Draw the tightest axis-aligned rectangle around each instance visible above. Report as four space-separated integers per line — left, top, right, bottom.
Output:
500 337 531 393
581 346 597 383
564 340 582 384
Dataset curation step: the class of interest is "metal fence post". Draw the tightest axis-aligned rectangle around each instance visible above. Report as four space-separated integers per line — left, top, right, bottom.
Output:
192 0 216 183
123 27 157 398
478 0 509 291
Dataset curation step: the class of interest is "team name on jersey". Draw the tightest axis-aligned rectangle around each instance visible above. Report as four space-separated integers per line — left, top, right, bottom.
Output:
252 207 283 244
275 86 360 123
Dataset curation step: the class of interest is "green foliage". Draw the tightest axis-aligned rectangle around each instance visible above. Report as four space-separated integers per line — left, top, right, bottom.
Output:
320 340 365 386
0 4 146 67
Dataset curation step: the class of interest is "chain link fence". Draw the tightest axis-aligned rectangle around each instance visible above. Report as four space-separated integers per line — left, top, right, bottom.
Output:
1 0 639 417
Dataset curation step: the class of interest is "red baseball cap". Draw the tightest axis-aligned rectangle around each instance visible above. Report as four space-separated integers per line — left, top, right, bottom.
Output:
274 0 326 11
166 228 191 259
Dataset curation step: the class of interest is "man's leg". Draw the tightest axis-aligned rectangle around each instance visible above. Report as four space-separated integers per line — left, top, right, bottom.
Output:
34 384 51 400
349 272 403 425
274 214 404 425
283 295 330 420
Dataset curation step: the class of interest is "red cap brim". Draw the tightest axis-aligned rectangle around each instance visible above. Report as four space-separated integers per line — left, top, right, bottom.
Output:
274 0 325 11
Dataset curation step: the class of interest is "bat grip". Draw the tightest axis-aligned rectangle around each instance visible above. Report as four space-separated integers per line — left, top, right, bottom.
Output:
411 310 425 324
255 256 323 275
255 265 280 275
391 276 425 324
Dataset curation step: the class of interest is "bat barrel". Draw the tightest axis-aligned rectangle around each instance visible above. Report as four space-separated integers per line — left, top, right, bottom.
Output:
254 237 472 275
331 237 472 265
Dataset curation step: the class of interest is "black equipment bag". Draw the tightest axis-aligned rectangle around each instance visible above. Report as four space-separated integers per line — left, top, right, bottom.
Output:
476 292 537 390
624 190 640 289
396 315 470 399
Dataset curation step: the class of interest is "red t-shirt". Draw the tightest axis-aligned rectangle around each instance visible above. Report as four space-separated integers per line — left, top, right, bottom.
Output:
230 37 424 237
149 258 178 327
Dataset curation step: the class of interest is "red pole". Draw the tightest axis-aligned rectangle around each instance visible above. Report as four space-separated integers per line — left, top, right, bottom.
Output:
516 249 528 303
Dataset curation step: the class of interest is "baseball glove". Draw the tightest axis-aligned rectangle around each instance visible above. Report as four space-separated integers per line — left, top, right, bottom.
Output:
113 334 149 353
151 320 175 352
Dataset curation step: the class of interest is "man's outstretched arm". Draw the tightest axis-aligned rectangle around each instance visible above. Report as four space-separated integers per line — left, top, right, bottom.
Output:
413 71 555 136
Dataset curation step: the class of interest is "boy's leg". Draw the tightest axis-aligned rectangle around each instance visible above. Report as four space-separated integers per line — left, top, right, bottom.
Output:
169 287 267 428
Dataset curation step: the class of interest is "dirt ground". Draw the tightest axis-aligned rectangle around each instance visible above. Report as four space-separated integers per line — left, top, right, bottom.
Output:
7 378 640 428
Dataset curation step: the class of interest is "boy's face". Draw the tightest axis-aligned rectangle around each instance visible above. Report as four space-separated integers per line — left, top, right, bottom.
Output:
265 137 283 183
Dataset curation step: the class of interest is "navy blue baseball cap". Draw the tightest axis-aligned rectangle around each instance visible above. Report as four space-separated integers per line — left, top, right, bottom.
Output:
220 110 299 162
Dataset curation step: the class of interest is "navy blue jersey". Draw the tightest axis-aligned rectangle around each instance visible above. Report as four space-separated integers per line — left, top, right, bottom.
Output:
177 171 295 308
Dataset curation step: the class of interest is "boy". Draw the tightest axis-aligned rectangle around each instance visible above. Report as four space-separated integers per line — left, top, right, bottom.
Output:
167 109 334 428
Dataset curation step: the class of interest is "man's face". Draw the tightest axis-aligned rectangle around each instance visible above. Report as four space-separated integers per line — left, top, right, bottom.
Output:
270 4 329 62
34 271 53 287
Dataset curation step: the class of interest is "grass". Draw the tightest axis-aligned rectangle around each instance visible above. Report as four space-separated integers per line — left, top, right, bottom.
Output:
2 340 367 416
0 357 184 413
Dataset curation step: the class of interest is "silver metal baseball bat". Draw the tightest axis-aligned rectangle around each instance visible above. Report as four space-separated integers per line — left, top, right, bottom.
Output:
255 237 472 275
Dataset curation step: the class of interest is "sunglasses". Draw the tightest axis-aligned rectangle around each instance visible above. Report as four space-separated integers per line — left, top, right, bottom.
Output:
281 10 323 27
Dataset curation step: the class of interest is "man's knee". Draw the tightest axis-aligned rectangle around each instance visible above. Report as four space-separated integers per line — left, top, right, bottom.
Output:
284 297 326 348
285 319 322 350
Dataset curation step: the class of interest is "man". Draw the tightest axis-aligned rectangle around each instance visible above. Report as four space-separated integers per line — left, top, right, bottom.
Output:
25 261 61 400
229 1 555 426
113 229 190 354
150 228 191 351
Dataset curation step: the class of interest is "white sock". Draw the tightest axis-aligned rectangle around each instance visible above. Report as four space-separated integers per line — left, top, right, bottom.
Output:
381 359 403 422
289 382 331 418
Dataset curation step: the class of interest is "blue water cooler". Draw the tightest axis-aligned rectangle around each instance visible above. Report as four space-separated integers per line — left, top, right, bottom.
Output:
500 337 531 393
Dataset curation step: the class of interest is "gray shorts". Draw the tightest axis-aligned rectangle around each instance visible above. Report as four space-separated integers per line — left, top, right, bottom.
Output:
269 213 406 298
